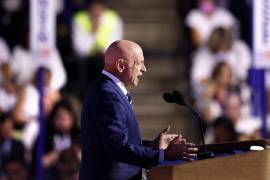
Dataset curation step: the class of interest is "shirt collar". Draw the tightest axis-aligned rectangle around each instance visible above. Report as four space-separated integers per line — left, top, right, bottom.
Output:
102 70 128 95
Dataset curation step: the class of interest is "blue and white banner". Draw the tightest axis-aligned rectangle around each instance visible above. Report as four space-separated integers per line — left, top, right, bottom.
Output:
30 0 56 61
253 0 270 68
30 1 56 179
252 0 269 138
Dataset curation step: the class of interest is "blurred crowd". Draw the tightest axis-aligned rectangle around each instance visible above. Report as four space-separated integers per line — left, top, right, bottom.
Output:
0 0 123 179
181 0 267 144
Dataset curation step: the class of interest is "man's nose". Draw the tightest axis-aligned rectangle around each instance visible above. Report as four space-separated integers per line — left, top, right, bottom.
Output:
141 64 146 72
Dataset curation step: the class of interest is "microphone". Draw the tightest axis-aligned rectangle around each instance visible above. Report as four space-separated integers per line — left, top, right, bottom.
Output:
162 92 175 103
172 91 187 106
162 91 214 160
162 91 186 105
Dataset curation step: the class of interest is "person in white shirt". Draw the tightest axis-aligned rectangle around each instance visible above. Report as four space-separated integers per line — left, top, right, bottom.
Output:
191 27 251 97
13 67 60 150
186 0 236 47
224 93 261 141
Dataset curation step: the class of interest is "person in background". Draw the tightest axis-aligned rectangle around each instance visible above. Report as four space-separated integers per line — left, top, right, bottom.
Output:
13 67 60 151
2 158 31 180
71 0 123 98
45 147 80 180
0 113 25 175
191 27 251 97
197 62 234 143
186 0 236 47
0 62 17 114
43 99 80 170
197 62 233 123
212 116 238 143
72 0 123 58
11 29 67 91
224 93 262 141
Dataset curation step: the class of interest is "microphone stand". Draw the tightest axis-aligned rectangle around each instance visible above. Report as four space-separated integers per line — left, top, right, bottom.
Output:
182 103 214 160
163 91 214 159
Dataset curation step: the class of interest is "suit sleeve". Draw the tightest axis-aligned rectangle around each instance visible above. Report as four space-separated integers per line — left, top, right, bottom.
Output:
93 91 163 168
142 140 151 147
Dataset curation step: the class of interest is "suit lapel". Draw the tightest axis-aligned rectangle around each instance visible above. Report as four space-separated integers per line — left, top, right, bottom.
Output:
101 74 142 143
101 74 132 108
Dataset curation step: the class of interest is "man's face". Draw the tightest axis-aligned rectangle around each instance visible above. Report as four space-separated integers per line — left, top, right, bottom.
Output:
122 49 146 87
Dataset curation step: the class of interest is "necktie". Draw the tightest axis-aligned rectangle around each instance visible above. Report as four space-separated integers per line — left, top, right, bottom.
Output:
126 92 132 104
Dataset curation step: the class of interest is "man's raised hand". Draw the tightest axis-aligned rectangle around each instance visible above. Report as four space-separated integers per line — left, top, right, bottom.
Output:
164 136 198 161
150 126 180 150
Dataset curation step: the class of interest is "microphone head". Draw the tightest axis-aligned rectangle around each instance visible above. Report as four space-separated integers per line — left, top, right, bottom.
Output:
172 91 187 106
163 92 175 103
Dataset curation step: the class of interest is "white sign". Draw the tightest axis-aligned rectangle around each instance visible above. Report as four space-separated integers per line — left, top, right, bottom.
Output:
30 0 56 61
253 0 270 68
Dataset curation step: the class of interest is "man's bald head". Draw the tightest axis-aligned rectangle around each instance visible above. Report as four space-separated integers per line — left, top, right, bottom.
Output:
104 40 146 87
104 40 142 67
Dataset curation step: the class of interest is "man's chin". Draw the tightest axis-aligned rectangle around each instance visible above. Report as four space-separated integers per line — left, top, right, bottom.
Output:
134 79 139 87
131 83 138 87
127 79 139 87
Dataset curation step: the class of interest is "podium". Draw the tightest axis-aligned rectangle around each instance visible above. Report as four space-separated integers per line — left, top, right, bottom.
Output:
149 139 270 180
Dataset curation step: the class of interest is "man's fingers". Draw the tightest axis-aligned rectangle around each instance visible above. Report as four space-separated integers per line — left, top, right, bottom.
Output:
161 125 170 134
168 134 179 141
179 138 186 143
171 138 186 144
185 143 196 148
187 147 198 153
185 153 197 158
182 156 195 161
182 152 197 160
171 135 181 143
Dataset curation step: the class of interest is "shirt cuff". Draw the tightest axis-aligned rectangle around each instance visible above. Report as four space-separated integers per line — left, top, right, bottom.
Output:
158 150 164 162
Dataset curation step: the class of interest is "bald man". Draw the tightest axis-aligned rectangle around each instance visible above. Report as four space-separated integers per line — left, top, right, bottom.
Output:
80 40 197 180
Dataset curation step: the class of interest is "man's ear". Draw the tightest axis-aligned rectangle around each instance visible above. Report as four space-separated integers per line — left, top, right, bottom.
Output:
116 59 125 73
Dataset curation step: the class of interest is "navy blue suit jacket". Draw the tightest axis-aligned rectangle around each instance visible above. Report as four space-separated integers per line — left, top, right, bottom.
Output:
79 74 163 180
